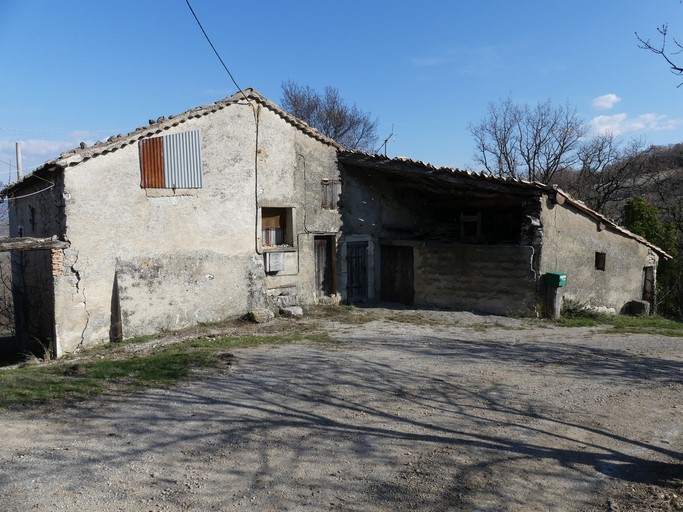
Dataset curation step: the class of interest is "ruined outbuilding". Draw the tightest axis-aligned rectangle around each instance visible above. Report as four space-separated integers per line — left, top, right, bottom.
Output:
338 151 669 316
2 90 671 357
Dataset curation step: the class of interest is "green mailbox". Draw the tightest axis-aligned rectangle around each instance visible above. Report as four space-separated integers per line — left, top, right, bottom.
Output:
546 272 567 287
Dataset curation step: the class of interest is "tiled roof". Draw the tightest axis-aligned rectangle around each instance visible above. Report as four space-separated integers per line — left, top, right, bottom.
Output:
3 88 341 195
4 92 670 259
339 150 673 259
339 150 550 192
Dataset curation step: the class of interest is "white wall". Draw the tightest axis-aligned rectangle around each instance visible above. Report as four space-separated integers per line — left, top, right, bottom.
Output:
49 100 339 352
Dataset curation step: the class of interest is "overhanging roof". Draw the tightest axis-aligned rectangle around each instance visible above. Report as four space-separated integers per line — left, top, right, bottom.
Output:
339 150 673 259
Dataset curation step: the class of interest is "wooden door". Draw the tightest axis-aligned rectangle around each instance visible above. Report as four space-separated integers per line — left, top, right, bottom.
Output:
346 242 368 302
381 245 414 305
315 236 334 297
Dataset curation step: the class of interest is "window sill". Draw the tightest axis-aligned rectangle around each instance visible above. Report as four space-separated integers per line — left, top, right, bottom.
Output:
144 188 200 198
262 245 296 253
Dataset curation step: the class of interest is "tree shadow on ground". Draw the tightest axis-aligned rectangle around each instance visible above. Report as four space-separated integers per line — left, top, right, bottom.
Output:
4 328 682 510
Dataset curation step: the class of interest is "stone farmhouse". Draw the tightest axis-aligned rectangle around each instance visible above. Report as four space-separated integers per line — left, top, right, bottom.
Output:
2 89 670 357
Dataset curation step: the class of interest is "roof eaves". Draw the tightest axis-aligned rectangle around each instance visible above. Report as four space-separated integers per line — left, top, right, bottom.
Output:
3 88 342 196
338 149 549 192
338 150 672 259
552 189 673 259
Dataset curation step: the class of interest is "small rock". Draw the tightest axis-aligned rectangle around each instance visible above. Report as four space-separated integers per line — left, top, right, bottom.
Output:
280 306 304 318
248 308 274 323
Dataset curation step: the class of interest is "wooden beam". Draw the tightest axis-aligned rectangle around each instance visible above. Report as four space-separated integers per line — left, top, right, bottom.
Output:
0 237 70 252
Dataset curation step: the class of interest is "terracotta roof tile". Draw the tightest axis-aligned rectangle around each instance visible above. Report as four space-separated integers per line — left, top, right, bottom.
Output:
3 88 341 193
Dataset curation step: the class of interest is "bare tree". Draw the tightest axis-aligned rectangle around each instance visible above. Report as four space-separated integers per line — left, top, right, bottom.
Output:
572 135 649 216
641 144 683 233
280 81 379 151
637 23 683 86
469 98 585 183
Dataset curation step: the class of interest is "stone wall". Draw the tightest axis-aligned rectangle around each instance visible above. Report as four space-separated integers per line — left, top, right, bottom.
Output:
414 243 537 315
539 196 658 312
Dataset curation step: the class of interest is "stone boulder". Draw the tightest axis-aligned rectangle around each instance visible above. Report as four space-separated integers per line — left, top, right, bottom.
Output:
248 308 275 324
280 306 304 318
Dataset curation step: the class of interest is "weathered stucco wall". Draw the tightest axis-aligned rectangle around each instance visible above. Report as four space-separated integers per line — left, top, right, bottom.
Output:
539 196 657 312
45 100 339 353
256 107 341 306
8 173 65 353
414 243 537 315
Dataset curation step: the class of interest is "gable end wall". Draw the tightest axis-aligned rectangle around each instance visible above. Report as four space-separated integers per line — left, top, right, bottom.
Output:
539 195 657 312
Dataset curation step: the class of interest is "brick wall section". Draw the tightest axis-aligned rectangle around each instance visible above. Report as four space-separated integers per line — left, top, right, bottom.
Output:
51 249 64 278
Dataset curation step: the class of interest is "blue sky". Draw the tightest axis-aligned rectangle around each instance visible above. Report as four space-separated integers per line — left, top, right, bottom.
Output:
1 1 683 182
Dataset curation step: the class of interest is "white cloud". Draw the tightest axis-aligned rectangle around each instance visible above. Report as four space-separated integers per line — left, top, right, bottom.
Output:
589 112 682 136
592 93 621 110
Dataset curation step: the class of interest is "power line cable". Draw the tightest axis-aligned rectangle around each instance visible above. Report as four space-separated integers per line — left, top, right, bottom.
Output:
184 0 251 104
4 183 55 201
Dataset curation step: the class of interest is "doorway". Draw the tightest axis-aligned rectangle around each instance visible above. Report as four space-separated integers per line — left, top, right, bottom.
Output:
381 245 414 305
346 241 368 302
314 236 336 298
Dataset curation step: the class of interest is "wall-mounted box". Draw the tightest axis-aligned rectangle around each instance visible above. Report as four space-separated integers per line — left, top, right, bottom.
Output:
265 252 285 273
546 272 567 287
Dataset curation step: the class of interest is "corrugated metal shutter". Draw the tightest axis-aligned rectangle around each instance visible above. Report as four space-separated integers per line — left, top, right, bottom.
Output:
163 130 202 189
139 137 165 188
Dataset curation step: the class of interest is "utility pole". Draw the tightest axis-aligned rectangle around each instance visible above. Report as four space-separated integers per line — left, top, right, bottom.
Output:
15 142 22 181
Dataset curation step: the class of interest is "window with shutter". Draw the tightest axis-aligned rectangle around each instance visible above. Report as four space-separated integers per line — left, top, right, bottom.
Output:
139 130 202 189
321 180 341 209
261 207 293 247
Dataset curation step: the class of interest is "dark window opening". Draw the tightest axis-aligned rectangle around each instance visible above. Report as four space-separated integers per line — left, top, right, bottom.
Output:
595 252 606 271
460 212 481 242
262 207 293 248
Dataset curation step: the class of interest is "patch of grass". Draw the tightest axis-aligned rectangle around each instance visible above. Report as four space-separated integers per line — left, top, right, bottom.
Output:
385 313 443 326
465 321 527 332
561 298 602 320
304 304 379 324
556 313 683 336
114 333 157 347
608 315 683 337
0 330 333 409
554 316 605 328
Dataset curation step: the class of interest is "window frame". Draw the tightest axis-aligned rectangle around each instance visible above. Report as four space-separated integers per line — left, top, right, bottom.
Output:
321 179 342 210
595 251 606 271
261 207 294 249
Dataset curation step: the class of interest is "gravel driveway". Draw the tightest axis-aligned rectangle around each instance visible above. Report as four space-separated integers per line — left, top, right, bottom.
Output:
1 309 682 511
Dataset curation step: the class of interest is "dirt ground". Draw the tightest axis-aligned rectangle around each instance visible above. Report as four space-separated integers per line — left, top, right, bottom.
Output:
0 308 682 511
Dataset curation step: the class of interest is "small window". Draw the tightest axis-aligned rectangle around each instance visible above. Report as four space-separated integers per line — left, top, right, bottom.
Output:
139 130 202 189
321 180 342 209
460 212 481 241
595 252 606 271
262 207 293 247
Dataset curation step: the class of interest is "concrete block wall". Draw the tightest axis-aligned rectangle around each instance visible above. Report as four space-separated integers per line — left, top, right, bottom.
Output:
414 244 537 315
